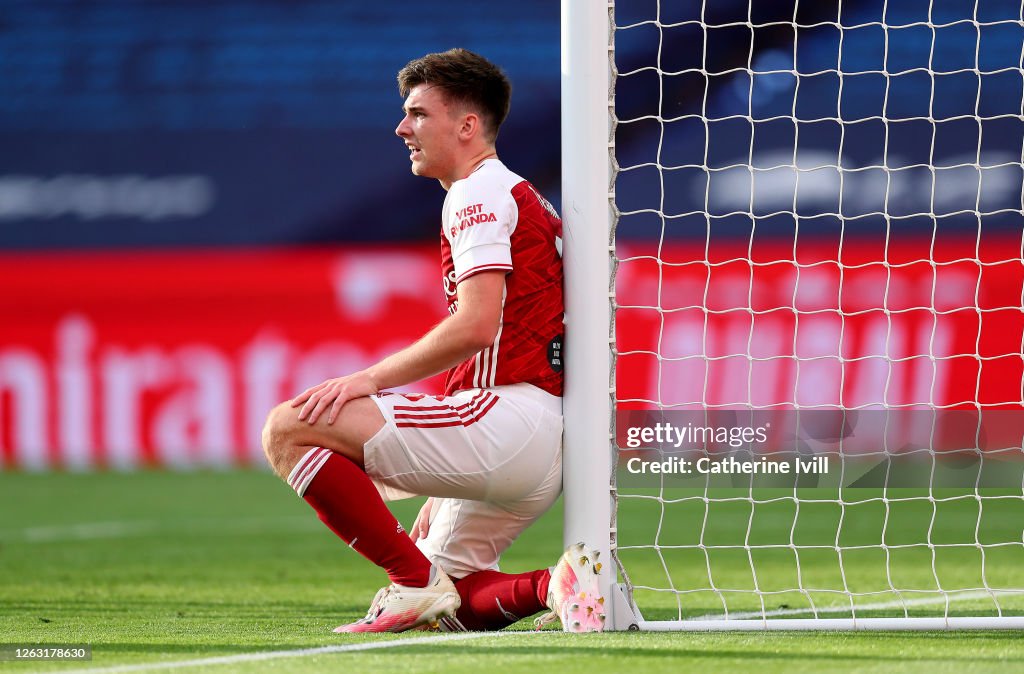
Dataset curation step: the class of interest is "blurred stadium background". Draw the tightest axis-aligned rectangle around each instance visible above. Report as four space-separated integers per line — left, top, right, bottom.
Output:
1 0 1022 471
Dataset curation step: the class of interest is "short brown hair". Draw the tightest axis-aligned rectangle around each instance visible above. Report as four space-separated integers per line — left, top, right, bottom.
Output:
397 48 512 142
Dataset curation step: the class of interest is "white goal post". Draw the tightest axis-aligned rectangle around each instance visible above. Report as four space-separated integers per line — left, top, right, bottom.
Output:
559 0 615 608
561 0 1024 631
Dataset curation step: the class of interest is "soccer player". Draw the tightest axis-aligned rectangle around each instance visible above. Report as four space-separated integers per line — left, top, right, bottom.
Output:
261 48 605 633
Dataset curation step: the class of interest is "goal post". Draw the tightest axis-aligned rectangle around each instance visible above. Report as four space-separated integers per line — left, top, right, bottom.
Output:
561 0 1024 631
560 0 627 628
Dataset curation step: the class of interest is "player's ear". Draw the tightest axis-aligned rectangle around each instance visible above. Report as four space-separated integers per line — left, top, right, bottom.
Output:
458 112 480 141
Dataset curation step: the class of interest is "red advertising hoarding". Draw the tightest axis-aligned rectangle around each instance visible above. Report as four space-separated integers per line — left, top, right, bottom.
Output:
0 247 446 469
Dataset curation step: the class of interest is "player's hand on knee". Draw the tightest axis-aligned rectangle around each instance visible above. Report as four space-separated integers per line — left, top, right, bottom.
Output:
291 371 379 425
410 497 437 542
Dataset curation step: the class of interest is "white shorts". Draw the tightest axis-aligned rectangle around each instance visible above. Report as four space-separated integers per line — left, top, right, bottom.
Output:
364 383 563 579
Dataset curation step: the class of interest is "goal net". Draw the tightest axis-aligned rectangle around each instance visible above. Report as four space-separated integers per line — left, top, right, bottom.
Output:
562 0 1024 630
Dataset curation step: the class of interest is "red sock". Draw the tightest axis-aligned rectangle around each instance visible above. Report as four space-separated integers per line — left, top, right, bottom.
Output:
288 448 431 587
452 569 551 631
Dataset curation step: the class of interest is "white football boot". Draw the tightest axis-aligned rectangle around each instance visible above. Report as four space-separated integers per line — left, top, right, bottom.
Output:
333 565 461 633
535 542 607 633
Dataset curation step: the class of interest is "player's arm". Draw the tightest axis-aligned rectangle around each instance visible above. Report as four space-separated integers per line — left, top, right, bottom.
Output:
291 270 505 425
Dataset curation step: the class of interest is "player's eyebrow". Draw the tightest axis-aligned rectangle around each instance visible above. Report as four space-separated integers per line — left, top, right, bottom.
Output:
403 104 427 115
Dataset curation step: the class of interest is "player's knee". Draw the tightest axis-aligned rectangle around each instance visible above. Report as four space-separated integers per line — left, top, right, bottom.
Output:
261 402 297 473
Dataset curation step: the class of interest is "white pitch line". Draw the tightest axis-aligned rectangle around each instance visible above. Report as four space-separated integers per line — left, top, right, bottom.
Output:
687 589 1024 621
59 631 523 674
16 521 162 543
0 516 316 544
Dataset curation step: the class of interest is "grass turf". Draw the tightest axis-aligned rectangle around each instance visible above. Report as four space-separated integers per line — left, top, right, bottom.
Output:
0 470 1022 673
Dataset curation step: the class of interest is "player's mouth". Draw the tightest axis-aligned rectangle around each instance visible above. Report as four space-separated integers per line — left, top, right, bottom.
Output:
406 143 423 161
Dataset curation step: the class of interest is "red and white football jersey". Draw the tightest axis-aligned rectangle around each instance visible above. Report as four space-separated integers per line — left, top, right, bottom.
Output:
440 158 564 397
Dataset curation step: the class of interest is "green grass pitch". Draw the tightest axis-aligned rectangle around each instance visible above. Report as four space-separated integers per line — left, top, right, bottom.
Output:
1 471 1023 673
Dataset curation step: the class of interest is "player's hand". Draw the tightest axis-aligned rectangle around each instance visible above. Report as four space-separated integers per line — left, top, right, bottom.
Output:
410 497 438 542
290 371 379 425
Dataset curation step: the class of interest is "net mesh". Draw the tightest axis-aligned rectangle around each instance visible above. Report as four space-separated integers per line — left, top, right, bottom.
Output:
611 0 1024 623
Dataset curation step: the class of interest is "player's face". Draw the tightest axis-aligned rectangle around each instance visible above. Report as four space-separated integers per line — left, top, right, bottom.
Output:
395 84 461 181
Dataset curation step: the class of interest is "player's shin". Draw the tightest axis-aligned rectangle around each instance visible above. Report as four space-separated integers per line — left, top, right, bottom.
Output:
288 447 431 588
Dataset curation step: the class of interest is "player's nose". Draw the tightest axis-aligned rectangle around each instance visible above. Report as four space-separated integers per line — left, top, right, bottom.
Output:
395 116 411 137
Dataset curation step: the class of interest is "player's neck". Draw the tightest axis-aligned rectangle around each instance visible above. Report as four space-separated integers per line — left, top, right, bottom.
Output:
440 148 499 191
